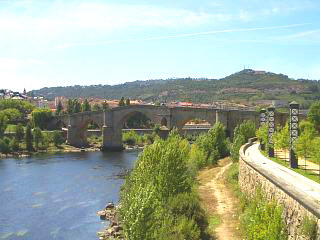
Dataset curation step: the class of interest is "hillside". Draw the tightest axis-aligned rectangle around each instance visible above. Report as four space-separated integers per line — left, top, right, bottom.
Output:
29 69 320 108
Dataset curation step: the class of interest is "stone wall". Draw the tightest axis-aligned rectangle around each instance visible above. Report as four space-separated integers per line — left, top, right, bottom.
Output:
239 142 320 240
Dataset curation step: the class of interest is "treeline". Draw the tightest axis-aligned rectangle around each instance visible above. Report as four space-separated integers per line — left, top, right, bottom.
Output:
30 70 320 107
0 99 64 155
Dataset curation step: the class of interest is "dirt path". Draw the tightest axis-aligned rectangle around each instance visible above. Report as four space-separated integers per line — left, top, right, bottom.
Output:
197 158 241 240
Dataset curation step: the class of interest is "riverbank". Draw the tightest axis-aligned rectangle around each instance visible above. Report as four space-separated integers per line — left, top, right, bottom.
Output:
0 143 145 159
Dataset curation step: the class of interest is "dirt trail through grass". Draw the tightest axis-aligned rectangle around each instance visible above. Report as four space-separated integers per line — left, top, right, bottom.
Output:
197 158 241 240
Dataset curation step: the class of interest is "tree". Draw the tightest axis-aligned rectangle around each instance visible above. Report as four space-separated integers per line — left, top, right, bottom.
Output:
25 123 33 152
256 123 268 151
273 123 290 160
0 137 11 154
0 108 22 122
33 127 43 150
73 99 81 113
15 123 24 142
308 101 320 132
56 100 63 115
126 98 130 106
52 131 64 147
119 97 125 106
31 108 53 130
311 137 320 173
295 130 314 167
0 112 8 137
82 99 91 112
67 99 73 114
10 138 19 152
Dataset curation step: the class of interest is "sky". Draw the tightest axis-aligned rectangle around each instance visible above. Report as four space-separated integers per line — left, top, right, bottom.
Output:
0 0 320 92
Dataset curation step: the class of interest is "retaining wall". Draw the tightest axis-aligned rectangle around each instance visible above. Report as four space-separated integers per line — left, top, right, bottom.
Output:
239 141 320 240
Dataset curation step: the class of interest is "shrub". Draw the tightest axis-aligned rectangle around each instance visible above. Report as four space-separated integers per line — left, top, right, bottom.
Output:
10 138 19 152
0 137 11 154
52 131 64 147
122 130 142 146
300 216 318 240
241 188 287 240
15 123 24 142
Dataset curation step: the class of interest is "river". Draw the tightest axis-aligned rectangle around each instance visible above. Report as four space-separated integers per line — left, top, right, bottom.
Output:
0 150 140 240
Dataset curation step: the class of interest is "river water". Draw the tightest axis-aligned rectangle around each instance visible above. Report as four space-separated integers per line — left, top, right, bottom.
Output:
0 150 140 240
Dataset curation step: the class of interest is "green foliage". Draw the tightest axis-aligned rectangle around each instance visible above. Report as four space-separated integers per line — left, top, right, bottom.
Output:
300 216 318 240
125 112 152 129
119 131 208 239
15 123 24 141
31 108 53 130
81 99 91 112
308 101 320 132
295 129 314 161
311 137 320 165
33 127 43 150
273 123 290 151
188 144 207 175
56 100 63 115
25 123 33 152
0 112 8 137
152 124 161 135
9 138 19 152
195 122 229 166
230 134 246 162
122 130 143 146
231 120 256 162
126 98 130 106
256 123 268 148
241 188 287 240
0 108 22 122
67 99 81 114
29 70 320 107
300 120 317 137
0 137 11 154
0 99 34 114
52 131 64 147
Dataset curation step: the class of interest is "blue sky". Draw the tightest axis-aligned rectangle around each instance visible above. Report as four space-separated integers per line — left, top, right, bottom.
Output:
0 0 320 92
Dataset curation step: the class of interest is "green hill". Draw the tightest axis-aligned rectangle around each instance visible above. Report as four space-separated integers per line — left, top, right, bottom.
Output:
29 69 320 108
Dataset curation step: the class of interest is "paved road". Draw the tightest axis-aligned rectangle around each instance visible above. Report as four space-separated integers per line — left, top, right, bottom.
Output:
245 143 320 209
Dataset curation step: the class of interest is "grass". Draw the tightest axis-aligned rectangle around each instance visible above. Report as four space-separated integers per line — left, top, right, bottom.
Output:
260 150 320 184
208 215 221 232
5 124 17 133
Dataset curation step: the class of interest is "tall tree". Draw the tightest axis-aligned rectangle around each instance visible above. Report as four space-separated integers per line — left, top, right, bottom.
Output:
33 127 43 150
25 123 33 152
308 101 320 132
126 98 130 106
56 100 63 115
15 123 24 142
73 99 81 113
82 99 91 112
31 109 53 130
0 112 8 137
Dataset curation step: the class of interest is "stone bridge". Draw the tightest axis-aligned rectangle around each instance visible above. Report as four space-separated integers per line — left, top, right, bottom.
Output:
49 105 288 150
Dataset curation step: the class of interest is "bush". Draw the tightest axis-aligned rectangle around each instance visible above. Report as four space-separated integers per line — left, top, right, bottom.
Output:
0 137 11 154
119 130 208 239
231 121 256 162
122 130 143 146
52 131 64 147
10 138 19 152
241 188 287 240
15 123 24 142
300 216 318 240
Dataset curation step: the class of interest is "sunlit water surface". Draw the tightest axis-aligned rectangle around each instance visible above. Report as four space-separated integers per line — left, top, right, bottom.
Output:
0 150 140 240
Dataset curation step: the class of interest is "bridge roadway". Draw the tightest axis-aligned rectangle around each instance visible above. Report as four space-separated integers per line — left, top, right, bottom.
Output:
245 143 320 215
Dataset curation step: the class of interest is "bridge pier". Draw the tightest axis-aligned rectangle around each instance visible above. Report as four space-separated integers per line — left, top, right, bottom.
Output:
67 125 88 147
101 126 124 151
